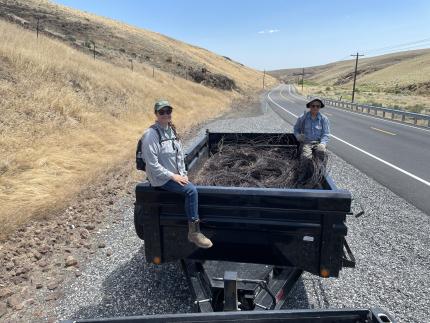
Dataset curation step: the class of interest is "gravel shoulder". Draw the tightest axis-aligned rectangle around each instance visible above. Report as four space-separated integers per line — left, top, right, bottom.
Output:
1 92 428 323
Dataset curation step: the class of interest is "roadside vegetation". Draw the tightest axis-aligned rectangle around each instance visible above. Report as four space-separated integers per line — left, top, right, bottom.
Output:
0 19 277 239
296 82 430 114
272 49 430 114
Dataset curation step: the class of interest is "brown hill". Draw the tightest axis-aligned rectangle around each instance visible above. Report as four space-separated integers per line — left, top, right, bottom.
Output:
269 49 430 112
0 0 271 92
0 0 277 238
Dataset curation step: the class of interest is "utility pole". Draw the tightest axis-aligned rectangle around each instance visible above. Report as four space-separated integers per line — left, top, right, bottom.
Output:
263 70 266 89
36 18 40 38
292 68 311 92
91 41 96 60
350 52 364 103
129 59 133 71
301 68 304 91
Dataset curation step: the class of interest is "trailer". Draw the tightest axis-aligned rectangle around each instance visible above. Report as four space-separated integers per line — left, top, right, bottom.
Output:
132 131 392 318
64 132 396 322
135 132 355 277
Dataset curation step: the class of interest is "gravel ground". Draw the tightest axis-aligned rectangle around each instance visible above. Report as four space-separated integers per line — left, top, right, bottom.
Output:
55 197 193 320
53 94 429 323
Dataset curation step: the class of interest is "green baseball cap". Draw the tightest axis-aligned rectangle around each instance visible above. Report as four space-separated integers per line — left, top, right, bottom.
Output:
154 99 172 112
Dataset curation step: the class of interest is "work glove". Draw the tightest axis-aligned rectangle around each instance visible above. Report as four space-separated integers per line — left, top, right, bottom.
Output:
295 134 305 142
317 143 326 151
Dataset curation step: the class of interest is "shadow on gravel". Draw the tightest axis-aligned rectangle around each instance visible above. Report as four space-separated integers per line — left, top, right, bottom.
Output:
72 246 193 320
281 277 312 309
72 245 311 320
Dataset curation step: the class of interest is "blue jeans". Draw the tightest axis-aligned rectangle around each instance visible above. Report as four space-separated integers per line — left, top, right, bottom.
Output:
160 180 199 222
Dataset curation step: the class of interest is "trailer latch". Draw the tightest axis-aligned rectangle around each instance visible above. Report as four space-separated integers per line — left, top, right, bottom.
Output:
193 298 211 305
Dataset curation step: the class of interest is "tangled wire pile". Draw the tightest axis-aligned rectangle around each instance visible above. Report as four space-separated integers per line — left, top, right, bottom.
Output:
192 139 329 189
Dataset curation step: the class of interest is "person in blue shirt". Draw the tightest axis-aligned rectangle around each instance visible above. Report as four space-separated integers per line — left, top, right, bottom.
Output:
293 98 330 184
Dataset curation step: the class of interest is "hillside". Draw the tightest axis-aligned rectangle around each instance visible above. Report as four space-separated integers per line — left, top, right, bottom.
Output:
0 0 270 92
0 0 277 238
269 49 430 113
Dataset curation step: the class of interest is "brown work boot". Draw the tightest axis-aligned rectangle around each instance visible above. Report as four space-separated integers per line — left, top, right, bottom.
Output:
188 221 213 249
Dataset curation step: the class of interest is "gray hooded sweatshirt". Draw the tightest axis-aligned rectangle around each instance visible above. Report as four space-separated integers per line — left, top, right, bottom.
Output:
141 122 187 187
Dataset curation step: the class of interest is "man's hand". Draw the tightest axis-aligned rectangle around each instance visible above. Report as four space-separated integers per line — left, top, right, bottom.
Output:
172 174 189 186
295 134 305 142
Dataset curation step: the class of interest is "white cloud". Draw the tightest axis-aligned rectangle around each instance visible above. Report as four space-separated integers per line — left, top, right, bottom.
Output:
258 29 280 34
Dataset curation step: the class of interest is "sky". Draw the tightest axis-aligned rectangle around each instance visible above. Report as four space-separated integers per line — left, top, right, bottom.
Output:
54 0 430 70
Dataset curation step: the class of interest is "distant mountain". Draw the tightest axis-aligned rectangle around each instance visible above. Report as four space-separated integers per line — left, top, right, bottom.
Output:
269 48 430 95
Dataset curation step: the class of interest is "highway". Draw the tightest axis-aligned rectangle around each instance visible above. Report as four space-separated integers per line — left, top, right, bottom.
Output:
266 84 430 215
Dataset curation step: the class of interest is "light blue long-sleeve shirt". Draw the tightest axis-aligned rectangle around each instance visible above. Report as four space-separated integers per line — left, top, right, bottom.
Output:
293 111 330 145
141 122 187 187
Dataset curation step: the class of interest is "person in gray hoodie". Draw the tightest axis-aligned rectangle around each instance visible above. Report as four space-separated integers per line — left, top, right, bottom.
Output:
142 100 212 249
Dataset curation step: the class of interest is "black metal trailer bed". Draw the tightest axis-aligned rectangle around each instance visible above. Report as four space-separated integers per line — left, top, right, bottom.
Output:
135 132 355 277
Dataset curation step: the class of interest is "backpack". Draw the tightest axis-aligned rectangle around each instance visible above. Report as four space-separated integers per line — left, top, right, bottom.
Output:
136 125 177 171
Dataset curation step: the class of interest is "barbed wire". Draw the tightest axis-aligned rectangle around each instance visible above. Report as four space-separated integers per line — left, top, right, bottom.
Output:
192 137 329 189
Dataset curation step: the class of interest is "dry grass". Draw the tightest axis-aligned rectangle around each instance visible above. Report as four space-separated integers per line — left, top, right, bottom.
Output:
274 49 430 113
0 19 277 239
298 84 430 113
1 0 275 92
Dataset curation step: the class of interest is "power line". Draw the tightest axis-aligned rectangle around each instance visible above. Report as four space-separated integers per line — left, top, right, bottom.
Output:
362 37 430 55
335 37 430 63
364 43 430 57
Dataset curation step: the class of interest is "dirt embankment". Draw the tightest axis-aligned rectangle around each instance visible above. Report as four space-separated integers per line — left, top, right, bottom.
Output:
0 159 139 320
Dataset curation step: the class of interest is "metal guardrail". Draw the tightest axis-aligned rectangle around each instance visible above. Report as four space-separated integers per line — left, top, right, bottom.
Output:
308 96 430 128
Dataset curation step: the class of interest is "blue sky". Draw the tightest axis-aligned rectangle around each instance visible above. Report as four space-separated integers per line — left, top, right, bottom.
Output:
55 0 430 70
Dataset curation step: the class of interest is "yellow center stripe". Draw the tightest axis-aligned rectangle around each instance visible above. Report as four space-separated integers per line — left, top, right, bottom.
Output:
370 127 396 136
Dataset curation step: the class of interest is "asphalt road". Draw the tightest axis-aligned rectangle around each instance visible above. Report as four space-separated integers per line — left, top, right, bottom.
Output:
266 84 430 215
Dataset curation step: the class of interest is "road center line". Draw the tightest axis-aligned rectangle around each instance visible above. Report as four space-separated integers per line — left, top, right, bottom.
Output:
370 127 396 136
267 89 430 188
279 88 295 103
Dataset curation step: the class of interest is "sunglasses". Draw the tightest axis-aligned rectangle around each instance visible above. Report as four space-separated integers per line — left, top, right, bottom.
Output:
310 104 321 108
158 108 172 115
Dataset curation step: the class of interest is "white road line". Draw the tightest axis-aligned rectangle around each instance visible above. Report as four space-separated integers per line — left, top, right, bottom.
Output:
330 135 430 187
281 85 430 134
267 89 430 187
279 88 295 103
288 84 306 101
